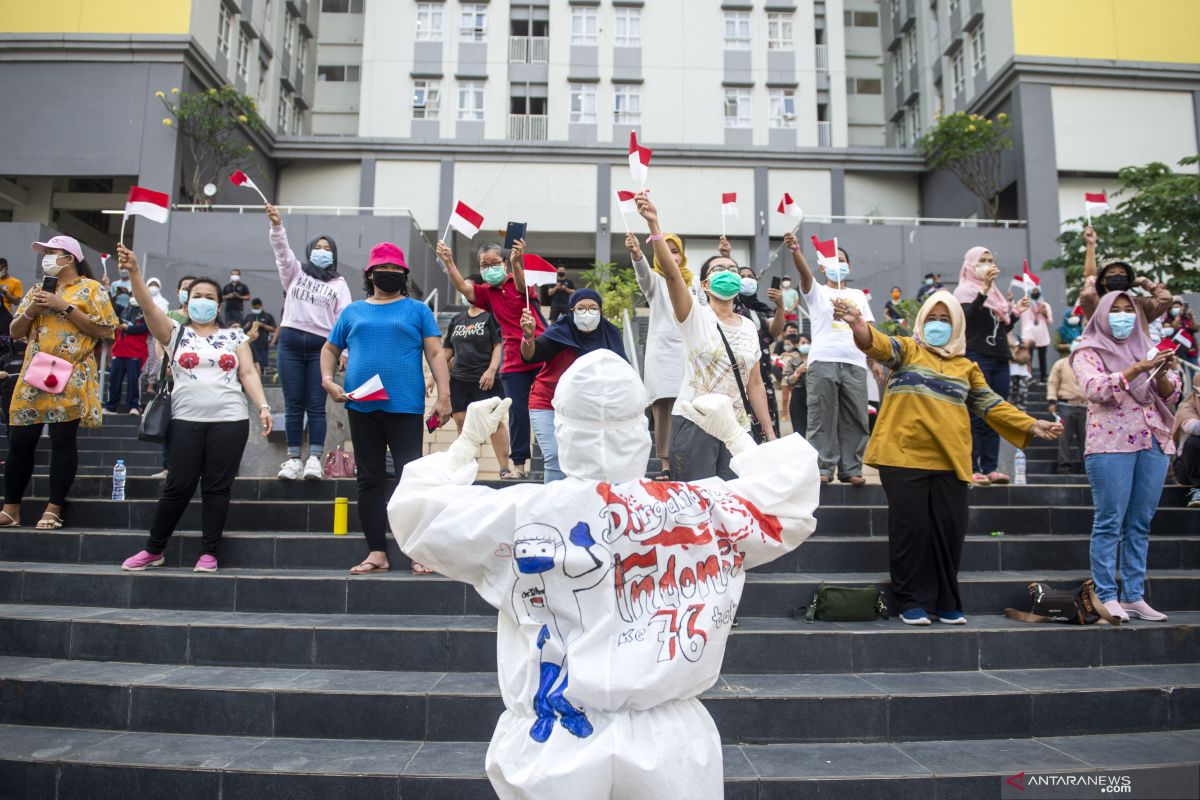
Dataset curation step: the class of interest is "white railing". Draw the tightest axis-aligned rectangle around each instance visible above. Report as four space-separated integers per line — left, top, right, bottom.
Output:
162 204 420 216
817 121 832 147
423 287 439 314
815 44 829 71
508 35 549 64
508 113 548 141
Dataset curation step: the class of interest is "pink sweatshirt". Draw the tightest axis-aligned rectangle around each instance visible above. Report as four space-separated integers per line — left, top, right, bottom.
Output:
270 225 353 338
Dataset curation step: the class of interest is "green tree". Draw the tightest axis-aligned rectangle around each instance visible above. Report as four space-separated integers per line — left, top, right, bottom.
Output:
157 85 263 203
579 260 644 329
919 111 1013 222
1042 156 1200 294
876 298 923 337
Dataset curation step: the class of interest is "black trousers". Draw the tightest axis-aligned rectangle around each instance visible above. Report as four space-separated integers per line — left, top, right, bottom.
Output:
1057 404 1087 471
347 409 423 552
788 385 808 441
4 420 81 507
1034 346 1048 381
146 419 249 556
879 466 969 614
1175 434 1200 486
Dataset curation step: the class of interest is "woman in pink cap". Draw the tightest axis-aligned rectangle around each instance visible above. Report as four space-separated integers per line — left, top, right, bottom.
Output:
0 235 118 530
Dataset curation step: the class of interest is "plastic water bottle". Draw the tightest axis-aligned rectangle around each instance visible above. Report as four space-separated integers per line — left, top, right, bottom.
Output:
1014 450 1026 486
112 460 126 501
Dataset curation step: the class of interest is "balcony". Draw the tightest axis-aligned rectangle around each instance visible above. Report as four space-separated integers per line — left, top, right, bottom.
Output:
508 113 548 141
817 121 832 147
815 44 828 72
509 36 549 65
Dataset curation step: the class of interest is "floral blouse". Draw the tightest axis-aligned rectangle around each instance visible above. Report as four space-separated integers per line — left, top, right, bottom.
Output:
1072 349 1180 456
168 322 250 423
10 277 117 429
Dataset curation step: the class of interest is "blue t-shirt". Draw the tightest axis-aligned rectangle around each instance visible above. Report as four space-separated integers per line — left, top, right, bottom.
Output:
327 298 440 414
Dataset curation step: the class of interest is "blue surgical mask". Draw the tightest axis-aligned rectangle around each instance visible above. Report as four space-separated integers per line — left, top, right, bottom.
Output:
798 344 811 354
824 263 849 284
923 320 953 348
309 249 334 268
739 277 758 296
178 289 188 306
1108 311 1136 340
187 298 219 324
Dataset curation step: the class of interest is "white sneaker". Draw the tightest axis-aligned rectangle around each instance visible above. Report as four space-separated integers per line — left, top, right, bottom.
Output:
302 455 323 480
277 458 303 480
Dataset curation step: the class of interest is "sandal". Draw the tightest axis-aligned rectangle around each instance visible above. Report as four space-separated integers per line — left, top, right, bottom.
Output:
0 510 19 528
653 467 672 482
35 512 64 530
411 561 434 575
349 559 389 575
499 468 515 480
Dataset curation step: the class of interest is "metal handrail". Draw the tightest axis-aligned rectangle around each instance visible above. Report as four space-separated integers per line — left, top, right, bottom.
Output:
423 287 439 314
169 204 420 215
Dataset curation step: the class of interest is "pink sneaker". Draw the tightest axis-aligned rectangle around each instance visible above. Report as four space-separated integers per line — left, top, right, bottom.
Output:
121 550 165 572
193 554 218 573
1121 600 1167 621
1102 599 1130 623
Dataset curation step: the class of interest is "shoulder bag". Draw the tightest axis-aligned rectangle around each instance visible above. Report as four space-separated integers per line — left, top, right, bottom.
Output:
715 322 765 444
797 585 889 623
138 324 185 443
1003 580 1122 625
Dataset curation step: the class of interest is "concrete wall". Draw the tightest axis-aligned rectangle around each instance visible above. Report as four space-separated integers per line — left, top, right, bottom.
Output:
845 173 921 218
277 161 363 208
1051 87 1198 174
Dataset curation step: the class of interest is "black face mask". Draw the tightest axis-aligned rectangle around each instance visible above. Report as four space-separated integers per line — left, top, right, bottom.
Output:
372 270 408 295
1101 275 1130 294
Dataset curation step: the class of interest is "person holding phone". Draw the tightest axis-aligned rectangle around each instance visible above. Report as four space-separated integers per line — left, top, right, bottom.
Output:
319 242 451 575
0 236 117 531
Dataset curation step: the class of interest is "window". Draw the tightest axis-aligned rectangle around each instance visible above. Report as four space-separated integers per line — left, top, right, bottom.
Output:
413 79 441 119
893 116 905 146
768 89 796 128
571 6 598 45
236 31 250 79
844 9 880 27
415 3 443 41
767 12 793 50
613 85 641 124
952 50 965 94
948 0 959 11
847 77 882 94
614 7 641 47
460 4 487 42
321 0 364 11
970 26 986 75
317 65 361 82
457 80 484 120
906 30 917 66
218 5 232 56
891 51 901 86
569 83 596 124
277 92 289 129
723 88 751 128
910 100 922 143
283 11 296 54
257 71 269 110
262 0 273 40
723 11 750 50
296 34 307 76
890 0 901 14
291 104 302 135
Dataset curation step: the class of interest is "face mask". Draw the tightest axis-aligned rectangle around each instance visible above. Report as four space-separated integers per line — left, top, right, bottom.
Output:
1031 291 1041 300
1162 326 1175 337
481 265 507 286
798 344 811 354
1067 315 1080 326
557 273 566 281
230 275 240 284
781 280 792 288
309 250 334 268
924 277 934 285
178 289 189 306
41 255 65 276
149 286 161 297
187 298 219 323
251 308 263 316
891 291 901 301
739 277 758 296
1107 311 1136 340
371 270 408 294
1101 275 1130 293
1171 308 1182 318
783 344 795 352
923 320 954 348
707 271 742 300
119 270 129 279
823 263 849 284
573 308 601 332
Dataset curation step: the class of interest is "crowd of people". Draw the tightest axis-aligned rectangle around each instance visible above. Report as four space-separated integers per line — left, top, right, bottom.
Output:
0 203 1194 623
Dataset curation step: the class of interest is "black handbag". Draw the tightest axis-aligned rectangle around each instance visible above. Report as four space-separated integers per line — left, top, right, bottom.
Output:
715 323 765 444
138 324 184 444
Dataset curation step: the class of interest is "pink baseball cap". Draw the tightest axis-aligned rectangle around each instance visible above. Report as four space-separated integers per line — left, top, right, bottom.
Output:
366 242 407 271
32 235 85 264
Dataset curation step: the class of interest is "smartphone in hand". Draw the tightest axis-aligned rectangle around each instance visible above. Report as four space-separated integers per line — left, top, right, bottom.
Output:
426 412 441 434
41 276 58 294
770 276 782 290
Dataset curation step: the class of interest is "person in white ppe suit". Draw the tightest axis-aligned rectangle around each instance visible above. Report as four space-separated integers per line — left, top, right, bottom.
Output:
388 349 820 800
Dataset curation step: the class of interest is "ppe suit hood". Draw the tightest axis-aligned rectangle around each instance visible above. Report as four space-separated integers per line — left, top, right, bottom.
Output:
552 350 652 483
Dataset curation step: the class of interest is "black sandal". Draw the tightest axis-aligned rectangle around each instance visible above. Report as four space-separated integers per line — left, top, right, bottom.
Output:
653 468 672 482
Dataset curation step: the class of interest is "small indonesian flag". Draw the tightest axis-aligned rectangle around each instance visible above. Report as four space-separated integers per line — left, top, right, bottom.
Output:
628 131 652 185
1156 339 1179 354
449 200 485 238
1010 274 1025 292
777 192 803 220
862 288 872 301
1072 304 1083 317
616 190 637 216
346 374 389 402
811 235 839 271
522 254 560 287
1022 259 1040 290
99 253 110 265
229 169 268 202
721 192 739 217
124 186 170 224
1084 192 1110 217
1174 329 1193 348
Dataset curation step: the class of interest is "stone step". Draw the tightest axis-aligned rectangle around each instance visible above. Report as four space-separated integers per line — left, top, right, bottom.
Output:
2 656 1196 744
2 562 1197 617
1 724 1196 800
4 529 1198 574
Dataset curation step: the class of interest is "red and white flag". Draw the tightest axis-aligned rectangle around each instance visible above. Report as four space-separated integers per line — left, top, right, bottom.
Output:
99 252 110 278
448 200 484 239
721 192 739 217
1022 259 1040 291
346 374 389 402
1084 192 1110 221
777 192 803 221
616 190 637 216
229 169 268 203
522 253 559 287
628 131 652 186
1173 328 1193 349
862 288 872 301
811 235 839 271
125 186 170 224
1010 274 1025 292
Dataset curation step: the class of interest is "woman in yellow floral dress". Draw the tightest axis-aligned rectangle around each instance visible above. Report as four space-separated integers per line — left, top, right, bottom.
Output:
1 235 117 530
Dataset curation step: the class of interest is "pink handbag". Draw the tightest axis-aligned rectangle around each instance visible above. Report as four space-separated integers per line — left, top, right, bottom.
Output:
323 447 357 478
24 351 73 395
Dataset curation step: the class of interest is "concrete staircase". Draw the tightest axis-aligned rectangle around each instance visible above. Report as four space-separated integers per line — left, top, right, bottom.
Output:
0 386 1197 798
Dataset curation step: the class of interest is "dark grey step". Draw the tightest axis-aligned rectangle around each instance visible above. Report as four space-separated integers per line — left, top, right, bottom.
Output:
2 656 1196 744
11 451 162 469
1 725 1197 800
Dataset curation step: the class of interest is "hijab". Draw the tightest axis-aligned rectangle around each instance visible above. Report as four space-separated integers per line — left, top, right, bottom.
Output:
651 234 694 286
539 288 627 359
913 289 967 359
1058 307 1083 346
302 234 340 282
952 246 1010 324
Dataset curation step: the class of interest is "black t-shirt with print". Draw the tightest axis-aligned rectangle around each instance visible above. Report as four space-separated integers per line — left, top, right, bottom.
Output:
443 309 502 381
222 281 251 315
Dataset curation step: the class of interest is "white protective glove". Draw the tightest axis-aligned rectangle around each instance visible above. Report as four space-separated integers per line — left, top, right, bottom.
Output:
674 394 756 457
445 397 512 471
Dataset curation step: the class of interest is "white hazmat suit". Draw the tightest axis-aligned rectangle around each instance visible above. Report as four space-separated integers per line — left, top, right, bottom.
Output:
388 349 820 800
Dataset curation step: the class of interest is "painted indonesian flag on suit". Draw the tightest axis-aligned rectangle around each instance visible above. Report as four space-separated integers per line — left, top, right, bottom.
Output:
388 350 820 800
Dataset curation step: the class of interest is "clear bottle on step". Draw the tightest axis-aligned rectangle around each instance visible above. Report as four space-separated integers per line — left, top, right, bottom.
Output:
1013 450 1026 486
112 459 126 501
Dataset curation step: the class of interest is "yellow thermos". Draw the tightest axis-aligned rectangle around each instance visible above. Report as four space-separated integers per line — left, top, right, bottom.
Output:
333 497 349 535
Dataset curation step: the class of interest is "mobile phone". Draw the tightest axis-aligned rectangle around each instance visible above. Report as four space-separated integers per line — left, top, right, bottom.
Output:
770 276 782 290
41 276 58 294
425 412 441 434
504 222 528 250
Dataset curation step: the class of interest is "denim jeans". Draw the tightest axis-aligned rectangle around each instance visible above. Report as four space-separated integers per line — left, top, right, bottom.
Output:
499 369 537 465
529 409 563 483
1085 439 1169 603
276 327 328 458
106 356 142 411
967 353 1011 474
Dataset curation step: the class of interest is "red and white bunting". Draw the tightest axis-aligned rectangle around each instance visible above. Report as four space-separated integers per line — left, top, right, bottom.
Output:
628 131 652 186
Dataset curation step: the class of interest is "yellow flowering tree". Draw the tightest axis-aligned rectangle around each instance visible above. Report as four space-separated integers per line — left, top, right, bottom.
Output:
158 85 263 203
918 111 1013 222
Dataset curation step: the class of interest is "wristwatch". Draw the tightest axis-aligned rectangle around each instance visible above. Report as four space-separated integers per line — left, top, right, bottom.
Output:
62 304 76 317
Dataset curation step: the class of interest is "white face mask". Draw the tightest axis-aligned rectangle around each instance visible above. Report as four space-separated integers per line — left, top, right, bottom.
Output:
230 275 240 283
573 308 601 332
41 254 66 276
149 285 161 297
